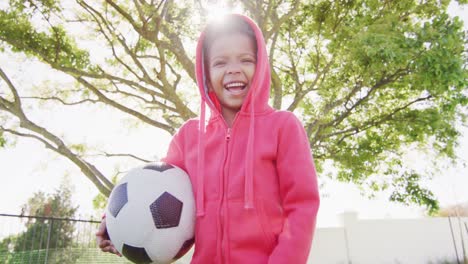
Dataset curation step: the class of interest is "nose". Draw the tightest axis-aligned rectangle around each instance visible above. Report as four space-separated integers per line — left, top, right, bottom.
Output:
226 62 241 74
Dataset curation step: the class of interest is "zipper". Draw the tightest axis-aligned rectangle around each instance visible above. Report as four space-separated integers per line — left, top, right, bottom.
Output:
226 128 231 141
219 126 231 263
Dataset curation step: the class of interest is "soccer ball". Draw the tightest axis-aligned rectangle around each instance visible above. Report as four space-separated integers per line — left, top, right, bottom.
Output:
105 162 195 264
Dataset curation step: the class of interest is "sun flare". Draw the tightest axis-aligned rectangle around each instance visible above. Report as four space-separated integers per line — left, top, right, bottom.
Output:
203 2 242 23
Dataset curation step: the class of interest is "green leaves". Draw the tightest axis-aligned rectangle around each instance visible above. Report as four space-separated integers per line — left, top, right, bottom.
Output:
414 14 466 91
389 172 439 214
295 0 467 210
0 9 93 71
9 0 62 16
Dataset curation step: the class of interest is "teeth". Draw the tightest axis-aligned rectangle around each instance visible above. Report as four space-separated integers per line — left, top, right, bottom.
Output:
225 82 245 88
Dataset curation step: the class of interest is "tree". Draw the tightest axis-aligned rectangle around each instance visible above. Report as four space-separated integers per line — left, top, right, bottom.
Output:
436 202 468 217
0 177 78 263
0 0 466 213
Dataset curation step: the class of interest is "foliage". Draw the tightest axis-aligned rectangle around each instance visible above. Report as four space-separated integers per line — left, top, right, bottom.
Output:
389 172 439 214
93 173 120 212
0 131 5 147
0 0 467 211
435 202 468 217
0 178 78 264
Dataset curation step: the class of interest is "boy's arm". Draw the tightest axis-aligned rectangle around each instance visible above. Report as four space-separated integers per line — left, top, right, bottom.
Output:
161 126 186 170
268 113 320 264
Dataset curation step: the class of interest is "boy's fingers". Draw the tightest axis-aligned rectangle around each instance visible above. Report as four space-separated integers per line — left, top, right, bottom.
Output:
96 219 120 256
113 249 122 257
106 246 122 257
98 240 113 249
98 240 121 256
101 245 114 252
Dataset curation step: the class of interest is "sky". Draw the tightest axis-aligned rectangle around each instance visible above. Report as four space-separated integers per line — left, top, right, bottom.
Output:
0 2 467 230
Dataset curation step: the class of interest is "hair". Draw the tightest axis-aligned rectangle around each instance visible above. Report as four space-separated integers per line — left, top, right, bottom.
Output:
202 15 257 59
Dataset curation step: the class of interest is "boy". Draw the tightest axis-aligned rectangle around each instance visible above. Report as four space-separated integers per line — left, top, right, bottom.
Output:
98 14 319 264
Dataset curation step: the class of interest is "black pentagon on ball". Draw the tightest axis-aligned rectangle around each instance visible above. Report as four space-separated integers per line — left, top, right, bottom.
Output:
108 183 128 218
143 162 174 172
122 244 152 264
150 191 183 229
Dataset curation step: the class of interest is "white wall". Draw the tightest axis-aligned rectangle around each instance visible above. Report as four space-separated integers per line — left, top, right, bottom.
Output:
309 213 468 264
308 227 349 264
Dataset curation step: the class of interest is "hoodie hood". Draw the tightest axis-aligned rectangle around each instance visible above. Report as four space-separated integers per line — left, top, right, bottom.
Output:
194 14 272 216
195 14 272 117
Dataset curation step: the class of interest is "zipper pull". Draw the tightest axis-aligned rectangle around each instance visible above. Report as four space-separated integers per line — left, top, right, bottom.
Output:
226 128 231 141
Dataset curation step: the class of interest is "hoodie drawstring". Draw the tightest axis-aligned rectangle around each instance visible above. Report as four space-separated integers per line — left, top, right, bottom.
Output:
197 100 206 216
244 89 255 209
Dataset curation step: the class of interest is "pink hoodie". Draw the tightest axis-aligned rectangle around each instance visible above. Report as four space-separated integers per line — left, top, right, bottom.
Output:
163 14 319 264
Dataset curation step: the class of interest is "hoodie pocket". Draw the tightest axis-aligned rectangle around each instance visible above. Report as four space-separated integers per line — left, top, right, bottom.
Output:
258 200 277 246
228 201 276 254
259 198 285 245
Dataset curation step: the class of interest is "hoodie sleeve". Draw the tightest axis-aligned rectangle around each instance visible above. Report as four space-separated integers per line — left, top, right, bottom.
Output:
161 125 186 171
268 113 320 264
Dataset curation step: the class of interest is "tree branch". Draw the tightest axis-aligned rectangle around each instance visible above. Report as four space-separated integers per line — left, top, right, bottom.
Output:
0 68 113 196
76 76 175 133
21 96 99 105
97 151 152 163
320 95 433 145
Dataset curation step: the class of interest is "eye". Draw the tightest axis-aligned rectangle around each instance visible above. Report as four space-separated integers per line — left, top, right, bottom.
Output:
241 57 256 64
211 60 226 67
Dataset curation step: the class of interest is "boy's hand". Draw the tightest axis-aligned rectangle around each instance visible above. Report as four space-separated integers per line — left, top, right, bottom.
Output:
96 218 122 257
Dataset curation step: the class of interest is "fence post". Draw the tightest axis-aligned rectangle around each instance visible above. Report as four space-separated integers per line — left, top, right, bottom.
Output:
44 219 53 264
449 217 461 264
27 221 37 264
343 226 352 264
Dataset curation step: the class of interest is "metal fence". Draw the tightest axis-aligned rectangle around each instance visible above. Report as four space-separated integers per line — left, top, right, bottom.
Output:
0 213 132 264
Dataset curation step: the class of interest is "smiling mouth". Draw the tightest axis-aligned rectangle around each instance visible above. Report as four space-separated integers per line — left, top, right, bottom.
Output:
224 82 247 93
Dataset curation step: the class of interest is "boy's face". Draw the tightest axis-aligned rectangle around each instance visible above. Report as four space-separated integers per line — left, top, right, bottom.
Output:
207 33 256 118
